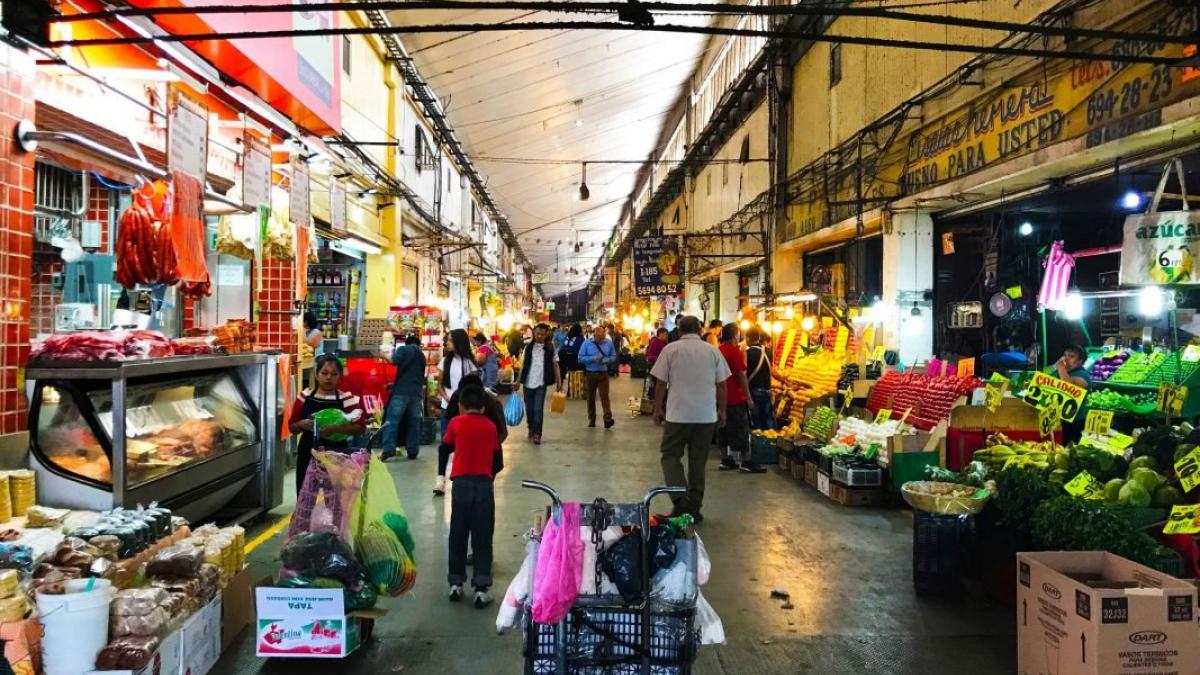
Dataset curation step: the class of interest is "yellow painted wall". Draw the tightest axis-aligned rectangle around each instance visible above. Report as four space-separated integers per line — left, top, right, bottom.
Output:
365 253 397 317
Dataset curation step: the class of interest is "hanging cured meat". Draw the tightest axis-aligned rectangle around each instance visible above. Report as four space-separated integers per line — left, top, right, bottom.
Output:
115 181 180 289
170 170 208 283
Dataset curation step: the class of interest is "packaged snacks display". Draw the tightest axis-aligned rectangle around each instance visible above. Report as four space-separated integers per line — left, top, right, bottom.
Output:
0 569 18 598
95 635 160 670
51 537 100 570
197 564 220 600
7 471 34 516
149 577 200 598
110 588 169 616
89 535 121 560
0 544 34 573
144 544 202 579
0 475 11 524
24 505 68 529
109 607 168 637
0 595 25 622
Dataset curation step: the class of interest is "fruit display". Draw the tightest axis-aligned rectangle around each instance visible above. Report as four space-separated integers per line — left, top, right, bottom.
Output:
972 434 1061 473
1088 350 1129 382
1085 389 1156 414
1107 351 1166 384
865 371 980 431
834 415 903 448
802 406 838 440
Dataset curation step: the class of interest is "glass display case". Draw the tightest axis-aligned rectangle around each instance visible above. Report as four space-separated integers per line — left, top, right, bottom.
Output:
27 353 284 523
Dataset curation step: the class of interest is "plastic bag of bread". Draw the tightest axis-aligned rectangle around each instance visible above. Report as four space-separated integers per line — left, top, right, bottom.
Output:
144 544 202 579
110 588 168 616
52 537 100 569
150 576 200 597
96 635 160 670
197 563 220 600
89 535 121 561
25 505 69 529
110 607 168 637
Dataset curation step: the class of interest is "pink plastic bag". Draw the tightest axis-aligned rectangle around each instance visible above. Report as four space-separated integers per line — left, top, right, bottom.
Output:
531 502 584 624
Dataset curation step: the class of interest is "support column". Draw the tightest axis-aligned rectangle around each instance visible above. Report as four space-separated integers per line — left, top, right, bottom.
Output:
882 210 934 365
718 271 739 324
3 45 36 439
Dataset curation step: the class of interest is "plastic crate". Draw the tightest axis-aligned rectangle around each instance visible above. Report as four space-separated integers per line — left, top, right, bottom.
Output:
913 511 975 596
750 435 778 465
817 453 834 475
888 450 939 491
420 416 438 445
523 605 698 675
831 458 883 487
1151 547 1188 578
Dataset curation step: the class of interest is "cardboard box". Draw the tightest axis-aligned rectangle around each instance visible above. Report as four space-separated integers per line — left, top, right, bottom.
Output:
877 420 947 468
816 470 831 497
87 627 180 675
953 398 1041 431
254 586 386 658
180 597 221 675
829 483 885 507
222 566 253 651
1017 551 1200 675
804 461 818 487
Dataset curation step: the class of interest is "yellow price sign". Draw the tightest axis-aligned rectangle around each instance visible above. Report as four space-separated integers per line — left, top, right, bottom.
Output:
1023 372 1087 422
871 345 886 364
874 409 892 424
1038 405 1058 438
1158 383 1188 416
834 326 849 356
1084 410 1113 437
1163 504 1200 535
1063 470 1105 500
984 385 1002 412
1183 345 1200 363
840 387 853 412
957 358 975 379
899 407 912 424
1005 285 1023 299
1175 446 1200 493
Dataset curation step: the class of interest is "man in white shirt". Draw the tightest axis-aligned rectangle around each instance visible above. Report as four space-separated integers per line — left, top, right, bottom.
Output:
650 315 731 524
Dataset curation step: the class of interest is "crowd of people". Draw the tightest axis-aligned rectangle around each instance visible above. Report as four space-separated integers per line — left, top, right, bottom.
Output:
285 312 778 609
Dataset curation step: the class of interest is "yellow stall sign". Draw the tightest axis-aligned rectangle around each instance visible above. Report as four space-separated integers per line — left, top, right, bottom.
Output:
1023 372 1087 422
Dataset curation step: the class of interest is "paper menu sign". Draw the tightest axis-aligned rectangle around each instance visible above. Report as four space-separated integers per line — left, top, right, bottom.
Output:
167 88 208 183
290 157 311 226
242 133 272 208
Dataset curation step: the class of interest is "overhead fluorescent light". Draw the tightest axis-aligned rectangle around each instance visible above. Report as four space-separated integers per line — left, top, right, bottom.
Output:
341 236 383 256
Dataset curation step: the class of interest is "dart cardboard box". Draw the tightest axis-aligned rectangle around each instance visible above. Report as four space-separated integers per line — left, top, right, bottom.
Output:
1017 551 1200 675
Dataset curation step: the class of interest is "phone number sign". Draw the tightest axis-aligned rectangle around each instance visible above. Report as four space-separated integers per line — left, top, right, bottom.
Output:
633 237 684 298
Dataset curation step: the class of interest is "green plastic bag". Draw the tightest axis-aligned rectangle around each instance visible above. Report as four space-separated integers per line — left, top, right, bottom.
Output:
351 457 417 596
313 407 352 442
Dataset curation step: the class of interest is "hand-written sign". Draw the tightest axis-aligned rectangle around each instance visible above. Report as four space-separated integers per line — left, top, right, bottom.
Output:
1084 410 1113 437
1038 405 1058 438
1064 470 1104 500
1163 504 1200 535
1158 383 1188 417
632 237 683 298
1023 372 1086 422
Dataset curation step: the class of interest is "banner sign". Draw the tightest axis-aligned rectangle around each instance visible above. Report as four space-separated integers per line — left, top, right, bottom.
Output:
1120 210 1200 285
633 236 683 297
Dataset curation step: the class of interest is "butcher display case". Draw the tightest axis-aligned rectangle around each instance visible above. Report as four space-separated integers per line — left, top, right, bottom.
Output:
26 353 284 523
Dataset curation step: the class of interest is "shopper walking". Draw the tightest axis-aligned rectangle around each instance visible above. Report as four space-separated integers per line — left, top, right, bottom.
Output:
650 316 731 523
668 313 684 343
717 323 765 473
646 327 668 367
704 319 723 347
517 323 562 444
287 355 368 497
438 373 507 497
473 332 500 391
744 326 777 430
380 334 426 461
441 384 500 608
436 329 477 495
553 325 567 351
558 323 585 372
579 324 618 428
505 325 526 359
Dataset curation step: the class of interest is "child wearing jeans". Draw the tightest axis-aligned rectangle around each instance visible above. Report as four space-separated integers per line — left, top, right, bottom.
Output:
441 384 500 608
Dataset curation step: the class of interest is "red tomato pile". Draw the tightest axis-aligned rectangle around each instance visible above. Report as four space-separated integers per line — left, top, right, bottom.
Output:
866 371 981 430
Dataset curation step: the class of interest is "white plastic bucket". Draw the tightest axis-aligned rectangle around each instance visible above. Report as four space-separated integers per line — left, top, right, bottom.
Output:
37 578 112 675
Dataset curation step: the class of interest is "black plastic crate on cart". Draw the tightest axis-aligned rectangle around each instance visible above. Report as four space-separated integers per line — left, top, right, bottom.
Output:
912 511 975 596
524 604 698 675
831 457 883 487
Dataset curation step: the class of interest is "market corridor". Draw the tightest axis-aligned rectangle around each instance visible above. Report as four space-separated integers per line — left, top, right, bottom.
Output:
219 376 1014 674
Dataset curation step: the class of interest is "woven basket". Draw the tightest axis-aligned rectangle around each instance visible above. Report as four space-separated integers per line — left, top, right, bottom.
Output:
901 481 991 516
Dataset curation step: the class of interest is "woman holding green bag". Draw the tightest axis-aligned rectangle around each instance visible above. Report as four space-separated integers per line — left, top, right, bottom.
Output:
288 355 368 496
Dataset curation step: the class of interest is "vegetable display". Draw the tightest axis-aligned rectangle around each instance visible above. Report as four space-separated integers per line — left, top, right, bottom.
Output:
1088 351 1128 382
866 371 980 431
1030 495 1162 567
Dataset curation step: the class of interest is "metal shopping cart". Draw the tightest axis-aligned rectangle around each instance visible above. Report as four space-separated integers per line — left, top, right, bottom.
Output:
521 480 701 675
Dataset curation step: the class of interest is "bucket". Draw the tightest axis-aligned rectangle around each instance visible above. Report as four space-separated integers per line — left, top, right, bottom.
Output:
37 578 111 675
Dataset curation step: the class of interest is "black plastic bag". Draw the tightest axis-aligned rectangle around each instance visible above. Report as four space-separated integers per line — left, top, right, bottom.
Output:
601 526 678 604
280 531 361 586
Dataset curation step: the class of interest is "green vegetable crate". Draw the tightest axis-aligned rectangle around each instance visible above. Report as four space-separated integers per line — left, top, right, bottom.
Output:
1092 349 1200 418
888 450 941 492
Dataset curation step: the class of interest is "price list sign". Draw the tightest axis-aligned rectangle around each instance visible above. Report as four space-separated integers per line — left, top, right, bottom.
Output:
1038 405 1058 438
1158 383 1188 417
1175 446 1200 493
330 180 347 233
242 133 272 209
1064 470 1104 500
1163 504 1200 535
290 157 311 226
167 88 208 183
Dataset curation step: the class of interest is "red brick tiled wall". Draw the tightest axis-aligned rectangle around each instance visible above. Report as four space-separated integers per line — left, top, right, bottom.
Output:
257 257 298 365
0 44 37 435
30 241 59 337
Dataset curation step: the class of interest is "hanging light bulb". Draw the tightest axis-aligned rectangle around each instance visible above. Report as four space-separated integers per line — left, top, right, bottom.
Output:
1139 286 1164 317
772 321 783 335
578 162 590 201
801 316 815 331
1063 292 1083 321
785 306 795 320
739 319 751 332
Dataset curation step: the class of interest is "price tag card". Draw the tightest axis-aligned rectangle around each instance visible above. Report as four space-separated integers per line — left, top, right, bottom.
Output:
988 372 1009 386
1158 383 1188 417
1038 405 1058 438
985 384 1002 412
840 387 853 412
1063 470 1104 500
1184 345 1200 363
874 409 892 425
1023 372 1087 422
1084 410 1113 437
899 407 912 424
1005 286 1023 299
957 358 975 379
1175 446 1200 493
871 345 886 363
1163 504 1200 535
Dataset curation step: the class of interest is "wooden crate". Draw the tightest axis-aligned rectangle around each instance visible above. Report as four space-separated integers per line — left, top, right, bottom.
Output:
830 483 886 507
804 461 818 486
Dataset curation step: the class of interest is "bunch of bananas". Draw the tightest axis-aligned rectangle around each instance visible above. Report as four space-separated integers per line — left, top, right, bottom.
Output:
971 433 1060 472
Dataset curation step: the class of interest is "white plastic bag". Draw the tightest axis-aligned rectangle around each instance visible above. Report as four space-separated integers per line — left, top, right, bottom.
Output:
696 535 711 586
496 536 539 633
578 526 622 596
695 591 725 645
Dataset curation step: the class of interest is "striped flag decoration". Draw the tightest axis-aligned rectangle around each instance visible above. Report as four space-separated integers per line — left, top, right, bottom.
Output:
1037 240 1076 311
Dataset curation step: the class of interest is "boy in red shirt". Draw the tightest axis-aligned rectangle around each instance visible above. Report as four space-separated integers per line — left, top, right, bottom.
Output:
441 384 500 607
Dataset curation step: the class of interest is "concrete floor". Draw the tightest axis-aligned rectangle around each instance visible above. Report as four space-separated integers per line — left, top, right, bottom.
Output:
218 376 1016 674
